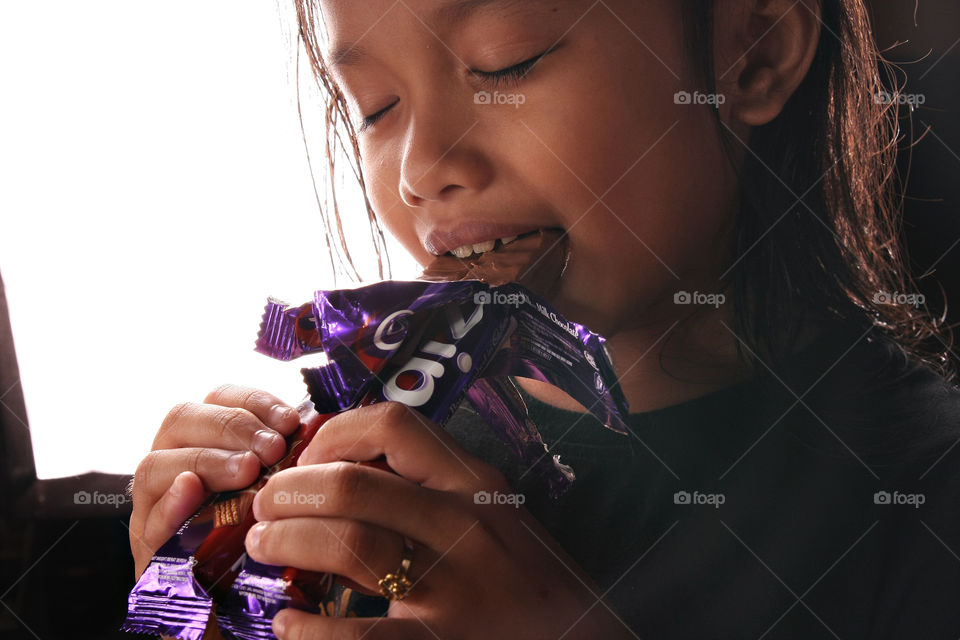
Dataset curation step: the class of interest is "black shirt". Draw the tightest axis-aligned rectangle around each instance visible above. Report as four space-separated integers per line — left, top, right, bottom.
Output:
445 324 960 639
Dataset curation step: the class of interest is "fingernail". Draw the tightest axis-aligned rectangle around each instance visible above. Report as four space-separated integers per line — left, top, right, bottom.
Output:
253 430 282 459
297 447 313 466
169 472 187 498
251 490 263 520
227 452 249 476
269 404 294 429
272 610 288 637
247 521 266 552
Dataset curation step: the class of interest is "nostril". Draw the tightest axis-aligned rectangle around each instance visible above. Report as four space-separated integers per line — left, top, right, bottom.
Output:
438 184 464 198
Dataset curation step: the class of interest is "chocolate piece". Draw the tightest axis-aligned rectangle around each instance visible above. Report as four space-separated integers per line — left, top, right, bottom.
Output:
419 228 569 300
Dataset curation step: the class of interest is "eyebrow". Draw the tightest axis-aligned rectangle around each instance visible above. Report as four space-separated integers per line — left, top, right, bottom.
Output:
328 0 537 68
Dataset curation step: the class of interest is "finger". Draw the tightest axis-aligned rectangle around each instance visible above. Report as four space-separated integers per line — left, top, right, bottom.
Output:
132 471 206 575
152 401 287 465
273 609 431 640
132 447 261 508
204 384 300 434
299 402 500 494
245 517 437 599
253 463 476 552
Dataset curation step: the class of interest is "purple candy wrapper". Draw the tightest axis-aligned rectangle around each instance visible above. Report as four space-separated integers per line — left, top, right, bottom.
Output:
334 294 514 424
120 508 216 640
307 280 480 411
217 289 520 639
216 558 388 639
479 283 629 435
296 280 627 497
466 376 576 497
254 299 320 361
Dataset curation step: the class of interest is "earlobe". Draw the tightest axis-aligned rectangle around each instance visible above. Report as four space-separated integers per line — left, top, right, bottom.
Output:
718 0 822 127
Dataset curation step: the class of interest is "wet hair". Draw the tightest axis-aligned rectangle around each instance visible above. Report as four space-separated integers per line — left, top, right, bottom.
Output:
291 0 955 382
681 0 954 382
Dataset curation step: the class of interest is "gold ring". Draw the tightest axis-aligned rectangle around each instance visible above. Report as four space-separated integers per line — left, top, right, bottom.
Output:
378 537 415 601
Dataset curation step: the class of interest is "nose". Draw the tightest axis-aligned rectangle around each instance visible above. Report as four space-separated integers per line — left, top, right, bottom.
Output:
398 107 493 207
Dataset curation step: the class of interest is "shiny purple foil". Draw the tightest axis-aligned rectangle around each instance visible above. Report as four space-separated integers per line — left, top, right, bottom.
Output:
217 558 388 640
120 510 216 639
466 376 576 497
307 280 481 412
479 283 629 435
335 294 516 425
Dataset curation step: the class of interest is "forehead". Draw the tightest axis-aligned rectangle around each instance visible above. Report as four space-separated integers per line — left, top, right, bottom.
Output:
320 0 534 28
318 0 551 62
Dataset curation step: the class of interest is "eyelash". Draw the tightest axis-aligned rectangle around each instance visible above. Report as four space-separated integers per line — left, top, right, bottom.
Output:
471 50 548 88
359 99 398 133
358 50 549 133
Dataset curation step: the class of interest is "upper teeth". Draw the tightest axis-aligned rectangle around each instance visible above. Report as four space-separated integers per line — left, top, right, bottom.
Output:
449 235 519 258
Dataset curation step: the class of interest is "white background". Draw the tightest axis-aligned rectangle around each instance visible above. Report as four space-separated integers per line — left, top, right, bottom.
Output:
0 1 418 478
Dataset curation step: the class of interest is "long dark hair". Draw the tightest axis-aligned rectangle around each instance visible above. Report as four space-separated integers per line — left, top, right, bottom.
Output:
680 0 954 382
292 0 955 382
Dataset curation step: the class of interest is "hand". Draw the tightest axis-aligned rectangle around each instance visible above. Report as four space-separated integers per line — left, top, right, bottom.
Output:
247 401 636 640
128 384 301 579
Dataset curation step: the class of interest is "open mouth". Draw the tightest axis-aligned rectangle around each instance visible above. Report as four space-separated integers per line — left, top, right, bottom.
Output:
422 228 569 301
445 229 554 259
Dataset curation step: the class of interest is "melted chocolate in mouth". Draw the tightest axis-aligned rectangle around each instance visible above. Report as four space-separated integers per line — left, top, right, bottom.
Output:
419 228 569 300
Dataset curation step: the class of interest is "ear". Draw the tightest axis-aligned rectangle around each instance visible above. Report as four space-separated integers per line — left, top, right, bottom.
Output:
715 0 822 126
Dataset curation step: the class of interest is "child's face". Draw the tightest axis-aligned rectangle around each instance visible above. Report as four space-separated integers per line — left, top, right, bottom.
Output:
322 0 739 336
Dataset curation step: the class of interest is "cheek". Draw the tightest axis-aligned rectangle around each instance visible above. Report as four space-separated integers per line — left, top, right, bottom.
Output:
515 20 736 332
551 116 735 333
358 141 434 266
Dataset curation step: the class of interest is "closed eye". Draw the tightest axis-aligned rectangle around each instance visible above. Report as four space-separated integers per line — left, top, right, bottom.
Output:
358 97 399 133
471 50 549 88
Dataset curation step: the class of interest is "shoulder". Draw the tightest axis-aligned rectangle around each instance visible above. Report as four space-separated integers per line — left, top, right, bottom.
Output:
763 324 960 469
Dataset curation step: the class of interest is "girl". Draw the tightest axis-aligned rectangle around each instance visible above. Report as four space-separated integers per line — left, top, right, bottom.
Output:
129 0 960 637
